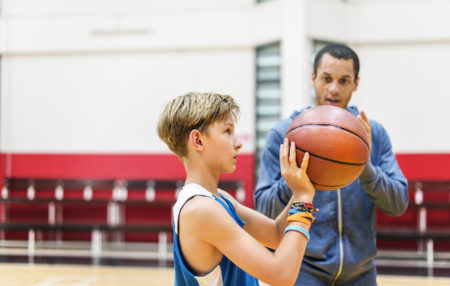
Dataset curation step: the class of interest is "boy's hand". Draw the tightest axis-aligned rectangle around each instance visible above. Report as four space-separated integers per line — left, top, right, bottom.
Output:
280 138 315 202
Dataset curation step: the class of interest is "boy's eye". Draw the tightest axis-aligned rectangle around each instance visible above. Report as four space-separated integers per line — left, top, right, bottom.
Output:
340 79 348 85
225 128 234 134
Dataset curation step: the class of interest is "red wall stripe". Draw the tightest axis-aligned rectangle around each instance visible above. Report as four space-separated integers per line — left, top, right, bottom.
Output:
1 152 450 207
7 153 186 179
0 153 255 207
3 153 449 179
396 153 450 180
0 153 6 188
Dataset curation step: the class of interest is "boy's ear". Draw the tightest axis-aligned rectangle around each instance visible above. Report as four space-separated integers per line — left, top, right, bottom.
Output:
189 129 204 151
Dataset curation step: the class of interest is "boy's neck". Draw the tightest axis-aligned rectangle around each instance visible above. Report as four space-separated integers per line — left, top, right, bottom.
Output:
182 145 226 196
185 173 220 196
184 162 221 196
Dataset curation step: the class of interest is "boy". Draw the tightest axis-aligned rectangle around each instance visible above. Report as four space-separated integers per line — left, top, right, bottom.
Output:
157 92 316 286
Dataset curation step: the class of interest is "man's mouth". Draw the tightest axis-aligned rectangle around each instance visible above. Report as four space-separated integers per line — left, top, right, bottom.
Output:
326 98 340 105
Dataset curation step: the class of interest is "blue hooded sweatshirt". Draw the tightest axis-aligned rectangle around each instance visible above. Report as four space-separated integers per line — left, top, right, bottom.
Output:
254 106 408 286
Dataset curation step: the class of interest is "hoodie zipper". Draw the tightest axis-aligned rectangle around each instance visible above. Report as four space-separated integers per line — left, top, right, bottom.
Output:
331 189 344 286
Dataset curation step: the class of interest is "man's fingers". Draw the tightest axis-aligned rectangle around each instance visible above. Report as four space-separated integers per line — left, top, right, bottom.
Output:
358 110 371 132
359 110 368 122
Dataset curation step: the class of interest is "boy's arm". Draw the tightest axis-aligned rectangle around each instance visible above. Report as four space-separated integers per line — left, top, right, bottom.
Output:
186 197 308 285
220 191 295 250
192 141 314 285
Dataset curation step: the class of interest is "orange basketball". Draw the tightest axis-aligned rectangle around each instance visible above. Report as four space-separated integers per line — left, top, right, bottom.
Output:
285 105 370 191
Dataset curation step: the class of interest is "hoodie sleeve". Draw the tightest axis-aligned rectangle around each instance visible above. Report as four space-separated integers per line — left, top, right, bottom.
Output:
254 126 292 219
358 121 409 216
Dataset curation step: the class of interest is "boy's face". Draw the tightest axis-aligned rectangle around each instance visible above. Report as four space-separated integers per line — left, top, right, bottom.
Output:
312 53 359 109
202 114 242 174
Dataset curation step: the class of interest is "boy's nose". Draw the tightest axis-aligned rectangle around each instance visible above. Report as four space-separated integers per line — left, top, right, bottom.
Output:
235 140 243 150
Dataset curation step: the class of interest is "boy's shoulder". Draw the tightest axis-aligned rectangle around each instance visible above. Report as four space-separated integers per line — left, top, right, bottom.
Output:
173 184 224 233
218 189 238 207
180 195 222 223
175 184 213 206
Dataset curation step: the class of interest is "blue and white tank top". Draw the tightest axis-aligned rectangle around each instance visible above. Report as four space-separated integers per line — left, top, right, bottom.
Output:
173 183 259 286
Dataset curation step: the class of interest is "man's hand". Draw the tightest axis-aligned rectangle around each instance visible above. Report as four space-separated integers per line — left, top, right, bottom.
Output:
358 110 372 150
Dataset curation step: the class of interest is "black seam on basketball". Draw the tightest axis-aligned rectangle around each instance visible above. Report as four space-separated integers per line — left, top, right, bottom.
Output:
286 123 370 149
310 180 350 189
296 146 367 166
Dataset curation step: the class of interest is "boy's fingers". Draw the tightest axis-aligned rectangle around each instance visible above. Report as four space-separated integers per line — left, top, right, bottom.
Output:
279 144 284 167
289 142 297 166
279 138 289 167
300 152 310 172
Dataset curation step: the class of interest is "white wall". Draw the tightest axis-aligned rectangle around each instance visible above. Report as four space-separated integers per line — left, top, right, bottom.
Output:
1 0 256 15
0 0 282 54
355 43 450 153
1 0 449 155
1 50 254 153
352 0 450 153
304 0 450 153
0 0 284 154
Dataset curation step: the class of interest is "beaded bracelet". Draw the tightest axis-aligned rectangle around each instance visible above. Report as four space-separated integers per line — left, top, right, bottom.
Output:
289 208 305 215
284 225 310 241
292 202 319 214
293 202 314 209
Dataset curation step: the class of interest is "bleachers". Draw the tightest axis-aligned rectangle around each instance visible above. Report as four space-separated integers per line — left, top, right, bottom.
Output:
0 177 244 265
2 175 449 273
376 180 450 275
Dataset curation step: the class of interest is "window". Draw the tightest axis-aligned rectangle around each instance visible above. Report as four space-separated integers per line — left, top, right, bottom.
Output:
255 42 281 176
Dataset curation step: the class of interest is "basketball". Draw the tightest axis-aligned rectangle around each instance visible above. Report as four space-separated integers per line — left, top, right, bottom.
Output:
285 105 370 191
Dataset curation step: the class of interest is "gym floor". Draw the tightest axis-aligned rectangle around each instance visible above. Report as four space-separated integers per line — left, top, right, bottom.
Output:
1 263 450 286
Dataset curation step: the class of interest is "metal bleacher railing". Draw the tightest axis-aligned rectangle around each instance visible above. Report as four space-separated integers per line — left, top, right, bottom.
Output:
376 180 450 275
0 177 244 265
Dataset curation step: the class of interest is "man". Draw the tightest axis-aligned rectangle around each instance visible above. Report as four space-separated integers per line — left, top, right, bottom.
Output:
254 43 408 285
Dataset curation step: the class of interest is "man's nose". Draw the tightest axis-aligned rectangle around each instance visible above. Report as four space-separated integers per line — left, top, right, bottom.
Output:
329 81 339 95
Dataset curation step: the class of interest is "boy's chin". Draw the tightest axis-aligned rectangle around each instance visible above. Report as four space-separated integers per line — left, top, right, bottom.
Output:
223 166 236 173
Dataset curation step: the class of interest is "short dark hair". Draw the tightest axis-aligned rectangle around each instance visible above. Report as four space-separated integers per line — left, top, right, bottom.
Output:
313 43 360 81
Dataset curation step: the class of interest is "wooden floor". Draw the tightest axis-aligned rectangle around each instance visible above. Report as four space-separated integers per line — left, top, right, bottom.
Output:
1 263 450 286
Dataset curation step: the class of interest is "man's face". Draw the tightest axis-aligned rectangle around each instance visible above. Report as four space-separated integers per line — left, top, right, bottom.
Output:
312 53 359 109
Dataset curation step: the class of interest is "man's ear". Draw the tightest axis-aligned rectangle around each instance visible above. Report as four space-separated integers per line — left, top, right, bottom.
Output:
311 72 317 86
189 129 204 151
353 77 360 92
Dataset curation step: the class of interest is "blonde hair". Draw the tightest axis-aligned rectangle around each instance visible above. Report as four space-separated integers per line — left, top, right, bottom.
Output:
157 92 240 158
